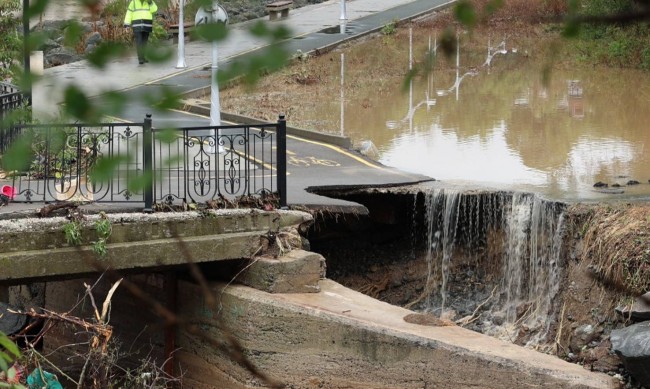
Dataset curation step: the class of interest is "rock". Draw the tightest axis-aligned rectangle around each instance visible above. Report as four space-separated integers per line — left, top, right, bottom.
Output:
32 19 71 39
570 324 602 353
85 43 97 54
616 292 650 321
85 31 102 47
610 321 650 386
593 181 608 188
491 312 505 326
39 39 61 52
626 180 640 185
0 302 27 335
45 47 83 67
581 340 621 373
358 140 379 160
632 293 650 318
79 22 95 33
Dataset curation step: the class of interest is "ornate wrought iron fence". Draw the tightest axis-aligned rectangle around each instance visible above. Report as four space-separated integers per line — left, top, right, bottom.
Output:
0 82 26 153
3 115 287 209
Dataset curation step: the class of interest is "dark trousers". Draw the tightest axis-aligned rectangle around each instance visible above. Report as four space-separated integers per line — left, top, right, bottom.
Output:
134 30 150 62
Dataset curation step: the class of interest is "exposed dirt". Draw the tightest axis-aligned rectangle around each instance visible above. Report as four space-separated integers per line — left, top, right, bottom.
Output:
308 189 650 386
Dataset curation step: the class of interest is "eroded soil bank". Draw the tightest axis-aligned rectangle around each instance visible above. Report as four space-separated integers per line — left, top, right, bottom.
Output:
305 184 650 387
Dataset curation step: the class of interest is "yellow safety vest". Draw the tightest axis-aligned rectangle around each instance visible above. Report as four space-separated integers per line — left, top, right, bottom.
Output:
124 0 158 32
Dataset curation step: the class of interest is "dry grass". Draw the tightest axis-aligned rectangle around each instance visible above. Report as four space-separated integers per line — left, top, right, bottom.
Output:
427 0 567 29
579 204 650 295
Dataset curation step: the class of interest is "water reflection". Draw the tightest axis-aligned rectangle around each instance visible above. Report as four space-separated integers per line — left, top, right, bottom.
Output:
332 33 650 201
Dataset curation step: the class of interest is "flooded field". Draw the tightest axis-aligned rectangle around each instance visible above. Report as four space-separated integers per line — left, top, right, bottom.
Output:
220 22 650 202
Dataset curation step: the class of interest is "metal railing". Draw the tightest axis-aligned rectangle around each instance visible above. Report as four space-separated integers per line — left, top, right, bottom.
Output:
0 82 26 153
2 114 287 209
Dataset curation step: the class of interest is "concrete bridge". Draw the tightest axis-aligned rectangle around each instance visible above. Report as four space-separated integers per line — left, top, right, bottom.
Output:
0 207 618 389
0 209 311 284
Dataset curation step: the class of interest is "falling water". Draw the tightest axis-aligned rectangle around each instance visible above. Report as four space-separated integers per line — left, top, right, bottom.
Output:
421 188 564 343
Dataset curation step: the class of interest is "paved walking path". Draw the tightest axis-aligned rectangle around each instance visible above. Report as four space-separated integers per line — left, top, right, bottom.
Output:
25 0 454 211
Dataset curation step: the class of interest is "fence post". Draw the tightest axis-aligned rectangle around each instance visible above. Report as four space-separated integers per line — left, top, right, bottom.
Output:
143 114 153 212
277 114 287 208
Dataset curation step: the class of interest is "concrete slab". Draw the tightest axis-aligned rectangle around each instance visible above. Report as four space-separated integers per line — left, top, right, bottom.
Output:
177 279 619 388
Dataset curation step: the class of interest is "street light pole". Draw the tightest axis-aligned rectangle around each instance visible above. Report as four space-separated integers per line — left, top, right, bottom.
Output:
340 53 344 136
339 0 346 20
210 38 220 126
176 0 187 68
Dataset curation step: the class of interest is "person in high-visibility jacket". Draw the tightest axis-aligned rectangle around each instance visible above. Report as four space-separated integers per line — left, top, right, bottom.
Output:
124 0 158 65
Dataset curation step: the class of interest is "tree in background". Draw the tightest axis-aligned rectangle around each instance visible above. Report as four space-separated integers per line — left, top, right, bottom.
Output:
0 0 22 81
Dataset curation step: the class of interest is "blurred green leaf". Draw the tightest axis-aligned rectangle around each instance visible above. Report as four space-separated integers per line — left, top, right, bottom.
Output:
90 155 131 182
401 68 417 92
101 91 129 117
249 21 270 38
63 20 84 48
87 42 128 69
63 85 97 122
2 133 33 172
127 170 153 192
194 0 212 10
143 44 173 63
454 1 476 28
26 0 49 18
12 67 35 96
567 0 580 13
26 31 48 53
0 333 20 359
541 63 552 87
155 128 178 144
249 22 290 41
6 365 16 381
439 27 456 59
0 353 8 374
484 0 503 16
218 44 290 86
164 155 184 167
563 18 581 38
144 86 182 110
46 128 70 154
270 25 291 41
194 22 228 42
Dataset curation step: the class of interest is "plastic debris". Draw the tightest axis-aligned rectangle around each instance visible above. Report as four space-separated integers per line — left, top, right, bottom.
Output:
27 368 63 389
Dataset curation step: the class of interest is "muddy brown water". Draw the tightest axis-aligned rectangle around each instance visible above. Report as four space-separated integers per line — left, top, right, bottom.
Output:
324 46 650 202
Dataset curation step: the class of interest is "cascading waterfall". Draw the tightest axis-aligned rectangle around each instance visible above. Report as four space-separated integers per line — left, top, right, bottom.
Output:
421 188 565 344
424 189 461 310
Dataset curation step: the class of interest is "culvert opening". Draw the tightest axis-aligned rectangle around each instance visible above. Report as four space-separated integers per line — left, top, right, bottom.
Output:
307 186 567 347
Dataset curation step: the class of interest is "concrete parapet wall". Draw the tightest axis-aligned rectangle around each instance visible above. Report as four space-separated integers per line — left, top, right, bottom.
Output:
0 209 313 283
176 279 618 389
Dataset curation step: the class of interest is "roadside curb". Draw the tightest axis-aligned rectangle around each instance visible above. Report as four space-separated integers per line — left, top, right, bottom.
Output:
181 97 353 149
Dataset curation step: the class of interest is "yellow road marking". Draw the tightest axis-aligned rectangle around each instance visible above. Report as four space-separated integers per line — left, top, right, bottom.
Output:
286 134 386 170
